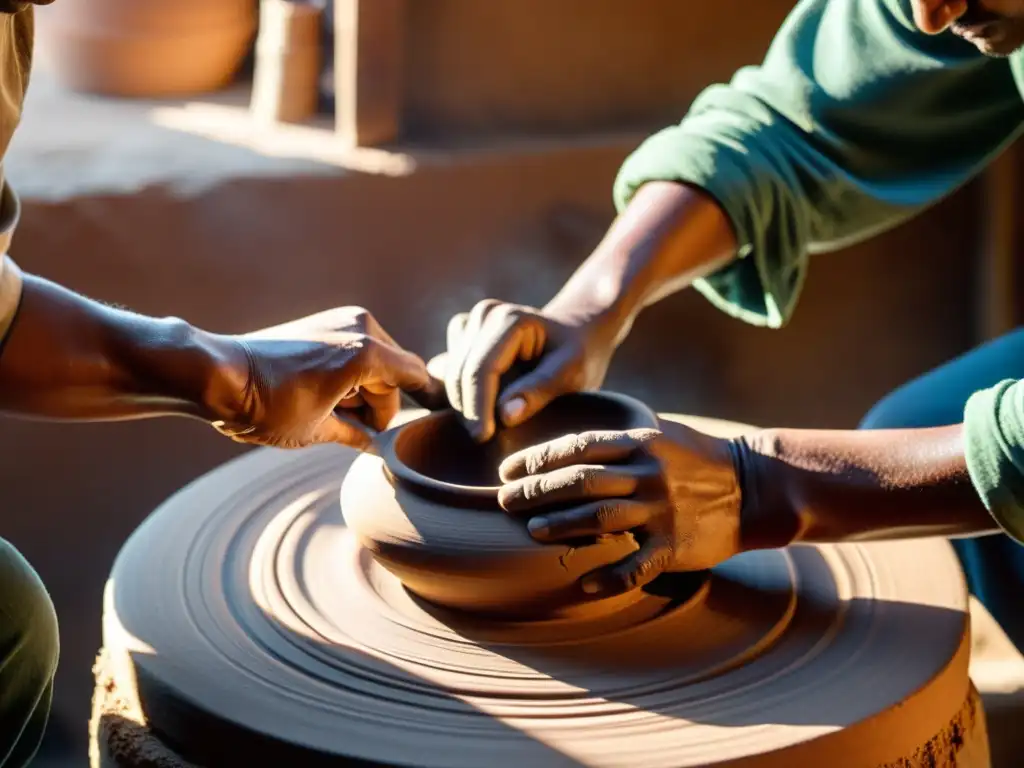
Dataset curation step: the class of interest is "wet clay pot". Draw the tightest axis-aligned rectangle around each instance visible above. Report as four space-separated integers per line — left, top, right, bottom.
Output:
34 0 256 97
340 391 660 619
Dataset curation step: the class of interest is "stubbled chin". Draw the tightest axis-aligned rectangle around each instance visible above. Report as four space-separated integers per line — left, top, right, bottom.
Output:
954 30 1021 57
974 40 1020 56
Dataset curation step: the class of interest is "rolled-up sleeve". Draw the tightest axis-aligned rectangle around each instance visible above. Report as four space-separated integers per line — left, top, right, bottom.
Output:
964 380 1024 544
613 0 1024 328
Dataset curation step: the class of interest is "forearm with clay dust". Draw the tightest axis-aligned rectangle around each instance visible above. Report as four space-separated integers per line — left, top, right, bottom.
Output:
0 274 240 421
736 425 997 550
544 181 737 343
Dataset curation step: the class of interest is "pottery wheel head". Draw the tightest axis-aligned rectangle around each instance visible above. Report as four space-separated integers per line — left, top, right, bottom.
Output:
104 441 974 768
340 392 667 619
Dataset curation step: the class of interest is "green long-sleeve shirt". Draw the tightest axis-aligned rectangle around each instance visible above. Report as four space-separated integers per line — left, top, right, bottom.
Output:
612 0 1024 540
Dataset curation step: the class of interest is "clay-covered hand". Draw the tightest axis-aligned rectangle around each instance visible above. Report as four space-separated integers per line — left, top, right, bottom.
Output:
210 306 437 450
436 299 620 441
497 421 743 597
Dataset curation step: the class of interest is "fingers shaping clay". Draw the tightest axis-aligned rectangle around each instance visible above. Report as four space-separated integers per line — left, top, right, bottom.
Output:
93 409 990 767
343 392 660 618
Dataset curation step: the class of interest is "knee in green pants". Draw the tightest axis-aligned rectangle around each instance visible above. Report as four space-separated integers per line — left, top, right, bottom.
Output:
0 537 59 768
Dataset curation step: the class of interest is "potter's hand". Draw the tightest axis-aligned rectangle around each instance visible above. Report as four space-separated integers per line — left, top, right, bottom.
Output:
497 421 743 597
438 300 620 441
211 306 434 450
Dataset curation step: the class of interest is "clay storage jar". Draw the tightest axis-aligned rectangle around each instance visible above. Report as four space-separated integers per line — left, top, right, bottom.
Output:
91 406 991 767
341 392 660 619
34 0 256 97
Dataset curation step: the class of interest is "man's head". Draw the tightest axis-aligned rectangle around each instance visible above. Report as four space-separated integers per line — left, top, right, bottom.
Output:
912 0 1024 56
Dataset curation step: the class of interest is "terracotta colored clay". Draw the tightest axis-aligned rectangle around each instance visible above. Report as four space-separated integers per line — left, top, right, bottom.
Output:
250 0 322 124
90 647 991 768
341 392 660 618
97 413 990 767
34 0 256 97
90 644 991 768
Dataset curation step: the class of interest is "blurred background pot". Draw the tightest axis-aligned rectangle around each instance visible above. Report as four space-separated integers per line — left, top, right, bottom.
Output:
34 0 257 98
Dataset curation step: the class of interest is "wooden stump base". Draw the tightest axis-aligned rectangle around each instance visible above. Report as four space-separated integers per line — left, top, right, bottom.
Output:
89 648 197 768
90 639 990 767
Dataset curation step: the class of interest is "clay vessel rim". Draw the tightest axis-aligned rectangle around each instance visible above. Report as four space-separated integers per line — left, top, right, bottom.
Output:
379 411 506 505
379 391 658 507
383 462 501 498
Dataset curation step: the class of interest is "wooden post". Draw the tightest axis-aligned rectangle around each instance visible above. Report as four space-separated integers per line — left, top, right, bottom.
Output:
334 0 404 146
251 0 323 125
976 145 1020 342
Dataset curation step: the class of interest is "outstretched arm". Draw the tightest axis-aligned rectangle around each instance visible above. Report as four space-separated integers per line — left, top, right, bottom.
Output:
608 0 1024 329
497 401 1014 597
0 263 240 421
442 0 1024 441
0 257 435 450
737 375 1024 550
737 424 994 550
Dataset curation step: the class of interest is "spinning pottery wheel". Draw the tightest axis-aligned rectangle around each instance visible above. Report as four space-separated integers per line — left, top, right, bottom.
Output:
92 398 989 767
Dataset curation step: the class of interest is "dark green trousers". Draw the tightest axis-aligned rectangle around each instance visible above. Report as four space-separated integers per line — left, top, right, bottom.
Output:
0 537 58 768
